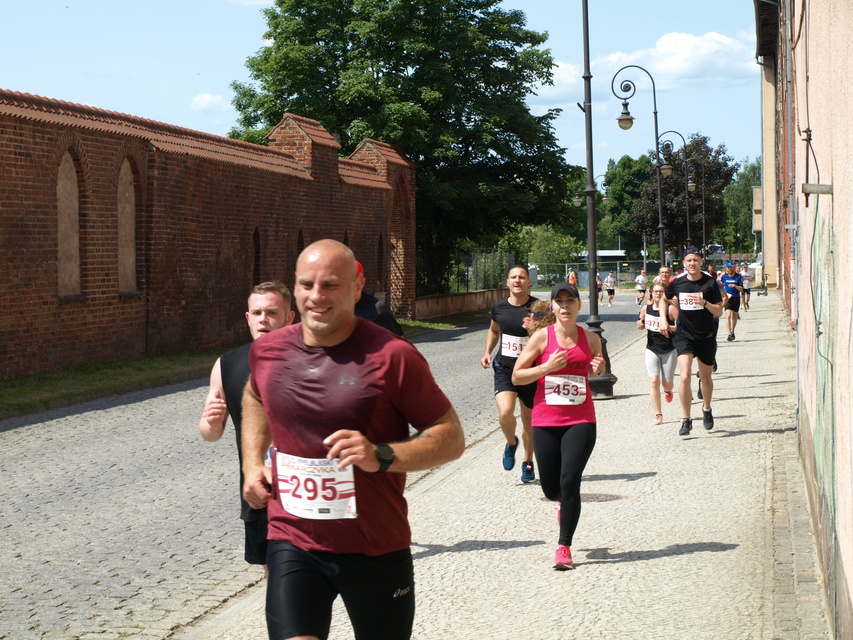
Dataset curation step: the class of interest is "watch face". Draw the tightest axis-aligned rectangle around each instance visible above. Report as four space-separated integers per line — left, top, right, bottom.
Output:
377 444 394 463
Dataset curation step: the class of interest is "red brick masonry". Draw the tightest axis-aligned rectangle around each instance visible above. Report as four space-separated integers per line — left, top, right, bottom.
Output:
0 89 416 378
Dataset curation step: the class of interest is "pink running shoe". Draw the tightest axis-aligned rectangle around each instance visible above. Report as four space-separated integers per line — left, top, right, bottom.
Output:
664 390 674 403
553 545 573 570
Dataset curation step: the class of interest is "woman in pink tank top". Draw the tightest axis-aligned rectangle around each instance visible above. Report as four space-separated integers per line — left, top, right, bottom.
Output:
512 283 605 570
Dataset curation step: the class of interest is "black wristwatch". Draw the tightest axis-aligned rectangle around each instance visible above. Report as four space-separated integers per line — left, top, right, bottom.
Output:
375 443 395 473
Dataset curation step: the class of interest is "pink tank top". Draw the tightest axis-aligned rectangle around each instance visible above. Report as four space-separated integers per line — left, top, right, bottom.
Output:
532 325 597 427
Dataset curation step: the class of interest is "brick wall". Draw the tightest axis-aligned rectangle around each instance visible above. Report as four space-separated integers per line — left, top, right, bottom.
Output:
0 91 416 378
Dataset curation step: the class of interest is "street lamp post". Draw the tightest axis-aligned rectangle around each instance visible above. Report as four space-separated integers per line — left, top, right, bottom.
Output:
611 65 671 264
579 0 616 397
594 174 610 204
659 130 694 254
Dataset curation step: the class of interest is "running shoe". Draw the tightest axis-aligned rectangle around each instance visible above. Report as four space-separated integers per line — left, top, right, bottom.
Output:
655 413 663 425
502 436 518 470
664 390 674 403
727 333 734 341
731 333 735 341
679 418 693 436
703 408 714 431
697 380 703 400
521 460 535 483
553 545 573 570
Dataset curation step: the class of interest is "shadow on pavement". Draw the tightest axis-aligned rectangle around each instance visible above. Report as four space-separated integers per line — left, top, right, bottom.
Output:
411 539 545 561
583 472 657 483
715 426 796 438
580 541 738 565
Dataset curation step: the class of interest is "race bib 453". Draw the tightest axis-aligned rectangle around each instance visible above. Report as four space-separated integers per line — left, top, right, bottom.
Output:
544 374 587 405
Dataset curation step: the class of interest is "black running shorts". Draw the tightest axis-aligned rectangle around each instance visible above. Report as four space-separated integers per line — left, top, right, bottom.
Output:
266 541 415 640
244 518 268 565
493 363 536 409
672 334 717 367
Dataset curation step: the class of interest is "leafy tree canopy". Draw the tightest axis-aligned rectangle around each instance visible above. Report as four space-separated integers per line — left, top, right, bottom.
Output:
717 157 762 256
596 155 652 257
230 0 575 294
626 134 737 257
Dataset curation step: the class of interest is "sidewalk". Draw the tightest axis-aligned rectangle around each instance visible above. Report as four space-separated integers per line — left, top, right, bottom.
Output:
172 291 830 639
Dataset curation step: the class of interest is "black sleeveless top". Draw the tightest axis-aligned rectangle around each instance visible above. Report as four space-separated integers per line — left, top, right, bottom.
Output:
643 305 675 355
220 342 267 521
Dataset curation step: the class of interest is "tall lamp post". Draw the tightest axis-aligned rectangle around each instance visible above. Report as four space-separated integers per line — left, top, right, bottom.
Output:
611 65 672 264
658 130 695 254
579 0 616 397
697 164 707 252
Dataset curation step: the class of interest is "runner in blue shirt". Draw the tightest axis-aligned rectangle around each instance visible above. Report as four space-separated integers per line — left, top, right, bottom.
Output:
720 262 744 341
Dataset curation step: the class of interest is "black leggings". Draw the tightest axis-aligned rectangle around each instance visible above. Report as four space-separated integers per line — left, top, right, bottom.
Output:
534 423 597 547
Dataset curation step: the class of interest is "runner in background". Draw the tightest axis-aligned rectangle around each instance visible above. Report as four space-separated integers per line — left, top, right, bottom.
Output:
481 266 538 483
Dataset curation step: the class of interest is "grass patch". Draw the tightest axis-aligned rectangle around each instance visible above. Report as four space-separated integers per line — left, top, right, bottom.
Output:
1 309 491 416
398 308 490 334
0 348 223 415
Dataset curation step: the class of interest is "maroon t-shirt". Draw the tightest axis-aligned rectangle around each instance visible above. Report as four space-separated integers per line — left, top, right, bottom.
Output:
249 319 452 556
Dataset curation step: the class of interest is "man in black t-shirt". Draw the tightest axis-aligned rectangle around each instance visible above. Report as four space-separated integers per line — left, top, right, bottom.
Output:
661 249 723 436
480 265 537 482
198 281 294 571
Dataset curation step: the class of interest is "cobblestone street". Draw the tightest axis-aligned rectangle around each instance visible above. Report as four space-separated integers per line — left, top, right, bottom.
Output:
0 292 831 639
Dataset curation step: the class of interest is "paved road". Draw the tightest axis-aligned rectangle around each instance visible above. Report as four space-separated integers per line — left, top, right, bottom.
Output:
0 292 831 639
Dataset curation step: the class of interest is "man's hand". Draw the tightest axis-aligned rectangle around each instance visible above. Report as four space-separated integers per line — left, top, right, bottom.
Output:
243 465 272 510
521 313 534 332
202 389 227 425
324 430 379 472
480 353 492 369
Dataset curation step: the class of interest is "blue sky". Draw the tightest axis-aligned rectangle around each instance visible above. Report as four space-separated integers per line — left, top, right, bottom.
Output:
2 0 759 180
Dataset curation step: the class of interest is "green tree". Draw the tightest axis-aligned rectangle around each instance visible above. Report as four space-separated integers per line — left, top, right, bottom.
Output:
230 0 573 294
631 134 738 257
598 155 651 257
717 157 761 256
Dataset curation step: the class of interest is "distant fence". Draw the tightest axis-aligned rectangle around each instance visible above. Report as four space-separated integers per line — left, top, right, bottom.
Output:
529 261 662 288
446 249 516 293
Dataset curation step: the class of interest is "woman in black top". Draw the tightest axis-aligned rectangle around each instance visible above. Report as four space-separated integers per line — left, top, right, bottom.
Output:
637 283 678 424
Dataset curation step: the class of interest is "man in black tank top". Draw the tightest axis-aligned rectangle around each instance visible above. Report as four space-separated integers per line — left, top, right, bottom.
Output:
198 281 294 570
480 265 537 482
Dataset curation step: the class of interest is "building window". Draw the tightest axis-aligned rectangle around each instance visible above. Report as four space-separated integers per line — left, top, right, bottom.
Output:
57 151 81 296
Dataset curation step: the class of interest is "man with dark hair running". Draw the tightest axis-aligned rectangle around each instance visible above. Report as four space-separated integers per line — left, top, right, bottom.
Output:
198 281 295 573
481 265 538 483
660 248 724 436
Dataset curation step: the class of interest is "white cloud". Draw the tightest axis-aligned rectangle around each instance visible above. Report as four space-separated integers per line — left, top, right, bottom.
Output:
596 31 757 93
191 93 228 111
527 60 582 111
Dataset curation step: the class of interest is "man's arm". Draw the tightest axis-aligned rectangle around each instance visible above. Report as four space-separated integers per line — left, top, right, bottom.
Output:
241 378 273 510
323 407 465 473
198 358 228 442
702 298 724 318
480 320 500 368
